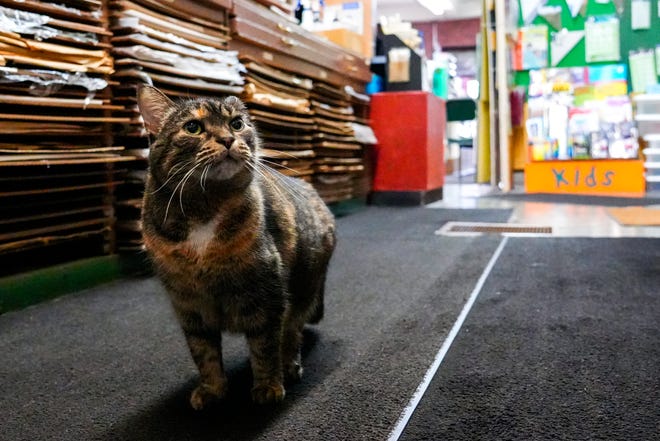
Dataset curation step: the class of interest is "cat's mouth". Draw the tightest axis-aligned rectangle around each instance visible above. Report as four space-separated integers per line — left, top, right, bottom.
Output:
205 149 246 180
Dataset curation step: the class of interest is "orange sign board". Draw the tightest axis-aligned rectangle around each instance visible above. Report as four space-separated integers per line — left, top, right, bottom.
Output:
525 159 645 197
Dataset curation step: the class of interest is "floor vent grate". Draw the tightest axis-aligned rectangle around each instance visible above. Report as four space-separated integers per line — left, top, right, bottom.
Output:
436 222 553 237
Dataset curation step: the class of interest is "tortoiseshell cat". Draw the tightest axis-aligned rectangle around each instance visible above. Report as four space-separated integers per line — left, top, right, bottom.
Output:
136 85 336 409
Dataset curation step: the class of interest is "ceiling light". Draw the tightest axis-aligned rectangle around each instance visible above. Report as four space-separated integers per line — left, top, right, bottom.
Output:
417 0 454 15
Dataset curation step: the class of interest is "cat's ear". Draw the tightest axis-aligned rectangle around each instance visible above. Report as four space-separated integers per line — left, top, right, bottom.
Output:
137 84 174 135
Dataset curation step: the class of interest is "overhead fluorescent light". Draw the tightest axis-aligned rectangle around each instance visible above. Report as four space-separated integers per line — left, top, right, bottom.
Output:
417 0 454 15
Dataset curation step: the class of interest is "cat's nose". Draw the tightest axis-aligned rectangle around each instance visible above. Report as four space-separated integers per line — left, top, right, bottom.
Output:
220 137 234 149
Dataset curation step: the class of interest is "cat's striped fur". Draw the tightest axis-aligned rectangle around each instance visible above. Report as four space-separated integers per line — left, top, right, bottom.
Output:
137 85 336 409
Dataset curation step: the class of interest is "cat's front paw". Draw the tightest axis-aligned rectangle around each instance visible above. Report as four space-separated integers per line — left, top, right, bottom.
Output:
251 382 285 404
190 382 227 410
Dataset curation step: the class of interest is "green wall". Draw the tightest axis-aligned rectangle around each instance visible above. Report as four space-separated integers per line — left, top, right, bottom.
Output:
514 0 660 85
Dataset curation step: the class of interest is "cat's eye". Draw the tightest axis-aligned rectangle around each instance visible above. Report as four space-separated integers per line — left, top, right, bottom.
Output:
183 120 203 135
229 117 244 131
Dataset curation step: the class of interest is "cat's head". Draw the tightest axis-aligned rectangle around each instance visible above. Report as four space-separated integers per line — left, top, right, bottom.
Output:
136 85 260 189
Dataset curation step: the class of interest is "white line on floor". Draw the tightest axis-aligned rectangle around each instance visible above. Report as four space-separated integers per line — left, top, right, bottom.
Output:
387 236 509 441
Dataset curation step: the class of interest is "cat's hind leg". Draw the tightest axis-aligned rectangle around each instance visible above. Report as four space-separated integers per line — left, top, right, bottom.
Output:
246 324 286 404
281 313 306 383
283 252 332 381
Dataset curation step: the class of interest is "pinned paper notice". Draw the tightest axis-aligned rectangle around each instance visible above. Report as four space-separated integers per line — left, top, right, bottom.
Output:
520 0 547 24
566 0 585 17
514 25 549 70
629 50 657 93
551 30 584 66
584 16 620 63
631 0 651 29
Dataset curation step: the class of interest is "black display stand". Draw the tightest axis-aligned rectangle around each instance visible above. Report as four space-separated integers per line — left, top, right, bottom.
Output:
371 27 423 92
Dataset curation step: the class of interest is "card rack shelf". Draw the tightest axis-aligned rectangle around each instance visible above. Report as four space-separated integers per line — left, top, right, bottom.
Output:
242 61 317 181
0 0 132 277
228 0 373 204
310 82 365 203
0 0 374 278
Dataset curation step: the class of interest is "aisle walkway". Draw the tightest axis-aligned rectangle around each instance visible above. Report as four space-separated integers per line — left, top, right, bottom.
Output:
398 237 659 440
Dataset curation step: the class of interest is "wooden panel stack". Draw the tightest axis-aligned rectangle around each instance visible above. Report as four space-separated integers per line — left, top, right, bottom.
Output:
310 82 364 203
0 0 375 278
242 61 316 180
0 0 133 276
107 0 243 251
228 0 373 204
346 86 375 201
250 0 294 15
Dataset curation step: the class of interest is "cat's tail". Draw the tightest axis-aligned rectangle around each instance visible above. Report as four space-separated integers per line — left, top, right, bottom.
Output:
308 235 334 325
307 295 324 324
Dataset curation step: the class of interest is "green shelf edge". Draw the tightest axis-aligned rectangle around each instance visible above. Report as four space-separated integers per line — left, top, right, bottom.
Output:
328 197 368 217
0 255 125 314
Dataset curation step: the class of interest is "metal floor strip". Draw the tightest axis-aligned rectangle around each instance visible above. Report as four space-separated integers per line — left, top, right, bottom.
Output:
436 221 553 237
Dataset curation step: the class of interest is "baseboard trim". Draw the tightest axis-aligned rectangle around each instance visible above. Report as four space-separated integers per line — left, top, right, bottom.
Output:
369 187 444 206
0 255 121 314
328 196 368 217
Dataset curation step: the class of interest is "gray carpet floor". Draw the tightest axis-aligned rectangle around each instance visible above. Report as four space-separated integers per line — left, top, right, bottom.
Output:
1 207 512 441
3 208 658 441
399 237 660 441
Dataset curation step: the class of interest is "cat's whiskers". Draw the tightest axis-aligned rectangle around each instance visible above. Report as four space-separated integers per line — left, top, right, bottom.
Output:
195 151 217 165
195 151 218 193
178 160 210 215
257 148 317 198
163 161 206 224
266 171 310 204
246 162 298 204
258 148 301 161
200 164 211 192
196 148 214 160
149 159 195 195
249 161 308 205
178 176 195 215
257 160 309 196
258 158 303 177
169 160 194 177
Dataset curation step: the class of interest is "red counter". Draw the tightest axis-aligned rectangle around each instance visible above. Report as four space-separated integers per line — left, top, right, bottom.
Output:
369 91 445 205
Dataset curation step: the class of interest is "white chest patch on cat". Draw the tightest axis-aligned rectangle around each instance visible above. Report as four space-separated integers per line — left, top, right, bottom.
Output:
186 219 218 254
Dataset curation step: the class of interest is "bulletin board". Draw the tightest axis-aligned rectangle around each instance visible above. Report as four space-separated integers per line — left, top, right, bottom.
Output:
514 0 660 86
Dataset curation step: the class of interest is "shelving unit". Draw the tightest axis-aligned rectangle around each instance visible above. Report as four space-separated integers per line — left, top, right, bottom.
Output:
0 0 375 281
636 95 660 191
228 0 373 204
241 61 317 180
510 0 660 196
0 0 131 277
